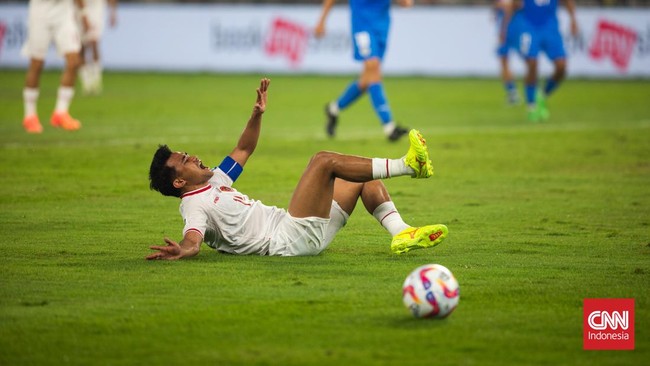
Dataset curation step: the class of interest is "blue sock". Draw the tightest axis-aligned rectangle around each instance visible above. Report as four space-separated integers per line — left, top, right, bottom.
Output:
544 79 559 96
337 81 363 110
505 81 516 94
525 83 537 106
368 82 392 125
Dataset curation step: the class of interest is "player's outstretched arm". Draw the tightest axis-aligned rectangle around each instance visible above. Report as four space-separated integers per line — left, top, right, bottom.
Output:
228 78 270 168
146 232 202 260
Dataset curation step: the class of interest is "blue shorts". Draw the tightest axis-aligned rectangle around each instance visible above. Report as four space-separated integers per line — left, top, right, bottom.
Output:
507 13 566 61
496 14 509 57
352 27 388 61
496 41 510 58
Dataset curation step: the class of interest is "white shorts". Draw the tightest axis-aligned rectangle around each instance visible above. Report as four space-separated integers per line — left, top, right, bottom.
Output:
77 0 107 43
22 0 81 59
268 215 330 256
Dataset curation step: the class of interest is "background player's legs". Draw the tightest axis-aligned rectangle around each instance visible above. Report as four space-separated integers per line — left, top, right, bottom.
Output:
361 58 407 141
25 58 44 89
23 58 45 133
545 57 566 97
51 51 82 130
80 40 103 94
524 58 538 106
524 57 544 122
60 51 80 88
500 55 519 105
325 80 364 137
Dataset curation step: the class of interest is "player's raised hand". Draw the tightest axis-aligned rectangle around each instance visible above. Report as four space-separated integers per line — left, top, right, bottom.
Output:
253 78 270 115
146 237 182 260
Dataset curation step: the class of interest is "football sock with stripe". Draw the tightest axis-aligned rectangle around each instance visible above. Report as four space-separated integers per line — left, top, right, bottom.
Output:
373 201 409 236
371 158 414 179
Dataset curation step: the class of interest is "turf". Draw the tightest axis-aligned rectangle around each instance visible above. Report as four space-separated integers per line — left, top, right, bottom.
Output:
0 70 648 365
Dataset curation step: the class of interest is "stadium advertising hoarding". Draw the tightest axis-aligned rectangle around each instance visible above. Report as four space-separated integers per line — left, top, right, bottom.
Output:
0 4 648 78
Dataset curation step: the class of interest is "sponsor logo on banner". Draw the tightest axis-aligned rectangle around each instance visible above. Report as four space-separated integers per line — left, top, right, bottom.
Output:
589 19 638 72
0 19 27 58
265 17 308 67
583 298 634 350
209 17 348 69
0 22 6 56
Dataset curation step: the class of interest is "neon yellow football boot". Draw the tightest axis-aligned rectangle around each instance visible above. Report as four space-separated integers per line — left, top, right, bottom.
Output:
391 224 448 254
404 129 434 178
527 107 541 123
536 92 550 121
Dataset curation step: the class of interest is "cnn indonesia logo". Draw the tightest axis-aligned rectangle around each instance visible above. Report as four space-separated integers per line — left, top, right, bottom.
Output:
583 298 635 350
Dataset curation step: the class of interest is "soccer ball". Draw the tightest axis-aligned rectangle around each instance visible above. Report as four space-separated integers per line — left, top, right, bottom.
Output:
402 264 460 319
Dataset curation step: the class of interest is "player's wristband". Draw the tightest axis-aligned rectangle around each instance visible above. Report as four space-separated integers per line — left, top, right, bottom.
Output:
218 156 243 182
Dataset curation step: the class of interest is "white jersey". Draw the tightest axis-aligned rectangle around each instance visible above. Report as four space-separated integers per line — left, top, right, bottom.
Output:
180 168 288 255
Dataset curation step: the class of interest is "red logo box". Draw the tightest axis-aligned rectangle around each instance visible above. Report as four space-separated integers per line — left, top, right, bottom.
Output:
583 298 635 350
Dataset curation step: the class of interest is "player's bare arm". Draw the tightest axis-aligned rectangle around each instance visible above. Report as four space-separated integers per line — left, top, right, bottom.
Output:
315 0 336 38
229 78 270 168
396 0 413 8
500 0 516 43
146 231 202 260
564 0 579 36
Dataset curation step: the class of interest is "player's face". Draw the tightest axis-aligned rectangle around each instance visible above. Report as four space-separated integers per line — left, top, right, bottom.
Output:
167 151 213 185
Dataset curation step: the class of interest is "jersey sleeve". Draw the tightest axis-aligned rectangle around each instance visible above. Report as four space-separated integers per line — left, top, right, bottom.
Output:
182 207 208 239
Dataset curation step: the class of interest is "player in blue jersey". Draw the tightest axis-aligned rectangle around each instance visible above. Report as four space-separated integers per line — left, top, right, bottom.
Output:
505 0 578 122
315 0 412 141
494 0 520 105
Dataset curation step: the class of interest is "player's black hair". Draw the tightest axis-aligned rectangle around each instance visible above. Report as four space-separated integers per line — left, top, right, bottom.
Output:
149 144 181 198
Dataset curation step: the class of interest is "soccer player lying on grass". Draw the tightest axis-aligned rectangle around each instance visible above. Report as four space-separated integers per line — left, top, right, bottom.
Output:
147 78 447 260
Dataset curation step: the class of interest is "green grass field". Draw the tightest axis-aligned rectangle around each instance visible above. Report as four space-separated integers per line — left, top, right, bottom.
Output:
0 70 648 365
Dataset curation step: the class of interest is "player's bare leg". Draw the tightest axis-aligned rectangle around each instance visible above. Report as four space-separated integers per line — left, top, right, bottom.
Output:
51 52 82 131
288 152 372 219
361 57 407 141
23 59 45 133
288 130 433 219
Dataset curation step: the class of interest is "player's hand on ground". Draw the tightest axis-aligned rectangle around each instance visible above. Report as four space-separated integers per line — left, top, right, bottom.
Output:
146 237 183 260
253 78 270 115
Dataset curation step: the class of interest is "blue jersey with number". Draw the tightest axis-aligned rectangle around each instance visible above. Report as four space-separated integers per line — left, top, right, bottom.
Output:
507 0 565 60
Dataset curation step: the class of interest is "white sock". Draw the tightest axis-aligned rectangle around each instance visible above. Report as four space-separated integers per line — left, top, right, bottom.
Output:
79 64 90 89
54 86 75 113
89 62 101 85
383 121 396 136
328 101 339 116
373 201 410 236
371 158 414 179
23 88 39 118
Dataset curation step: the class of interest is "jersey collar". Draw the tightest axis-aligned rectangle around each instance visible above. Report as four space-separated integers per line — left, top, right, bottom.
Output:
180 184 211 199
